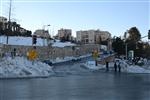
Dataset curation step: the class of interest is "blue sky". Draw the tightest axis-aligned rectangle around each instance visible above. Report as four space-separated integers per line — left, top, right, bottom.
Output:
1 0 150 39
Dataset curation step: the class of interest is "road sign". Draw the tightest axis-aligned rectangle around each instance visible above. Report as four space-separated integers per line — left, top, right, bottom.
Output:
128 50 134 60
28 49 38 60
92 50 99 60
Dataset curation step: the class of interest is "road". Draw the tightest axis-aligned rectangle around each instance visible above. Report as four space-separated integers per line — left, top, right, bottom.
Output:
0 60 150 100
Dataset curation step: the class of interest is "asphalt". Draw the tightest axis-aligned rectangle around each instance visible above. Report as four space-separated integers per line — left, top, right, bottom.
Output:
0 63 150 100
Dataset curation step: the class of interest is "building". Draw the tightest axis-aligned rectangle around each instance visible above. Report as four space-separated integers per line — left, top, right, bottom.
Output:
76 29 112 50
57 28 72 41
0 16 7 30
76 30 95 44
77 29 111 43
34 29 50 38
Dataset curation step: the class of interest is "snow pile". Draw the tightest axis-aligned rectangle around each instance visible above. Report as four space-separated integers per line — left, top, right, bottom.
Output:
0 57 53 78
124 65 150 73
51 54 91 64
82 58 150 73
116 59 150 74
82 61 106 70
0 36 45 46
52 40 76 47
52 56 75 63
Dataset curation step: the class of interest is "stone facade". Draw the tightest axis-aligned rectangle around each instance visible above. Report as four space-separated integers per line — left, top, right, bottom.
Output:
57 28 72 41
1 44 100 61
76 29 111 44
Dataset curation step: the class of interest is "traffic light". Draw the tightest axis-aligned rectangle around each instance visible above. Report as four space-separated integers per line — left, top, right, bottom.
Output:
32 35 37 44
148 30 150 39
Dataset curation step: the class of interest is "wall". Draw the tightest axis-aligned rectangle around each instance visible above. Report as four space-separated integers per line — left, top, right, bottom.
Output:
1 44 100 61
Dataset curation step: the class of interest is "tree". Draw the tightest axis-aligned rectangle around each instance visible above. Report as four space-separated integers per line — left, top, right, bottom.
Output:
0 22 3 35
112 37 125 55
128 27 141 42
123 27 142 57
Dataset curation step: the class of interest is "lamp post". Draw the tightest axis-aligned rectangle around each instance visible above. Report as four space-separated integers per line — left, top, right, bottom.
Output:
42 24 50 46
125 43 128 59
124 30 129 60
6 0 12 44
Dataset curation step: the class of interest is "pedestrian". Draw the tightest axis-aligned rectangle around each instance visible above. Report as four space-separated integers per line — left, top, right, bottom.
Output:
106 61 109 71
118 62 121 72
114 61 117 72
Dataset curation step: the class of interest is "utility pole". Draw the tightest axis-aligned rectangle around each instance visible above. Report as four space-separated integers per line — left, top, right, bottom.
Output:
125 43 128 59
125 30 128 60
42 24 50 46
6 0 12 44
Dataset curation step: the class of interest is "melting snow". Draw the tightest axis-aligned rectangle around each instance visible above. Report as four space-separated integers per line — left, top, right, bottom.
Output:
0 57 53 78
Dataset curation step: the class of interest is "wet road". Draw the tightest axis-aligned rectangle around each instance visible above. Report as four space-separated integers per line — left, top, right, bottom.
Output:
1 69 150 100
0 56 150 100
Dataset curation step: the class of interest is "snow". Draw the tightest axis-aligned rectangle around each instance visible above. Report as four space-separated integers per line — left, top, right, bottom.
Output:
0 54 92 78
83 61 105 70
51 54 91 64
0 36 76 47
83 58 150 73
124 65 150 73
52 40 76 47
0 57 54 78
0 36 44 46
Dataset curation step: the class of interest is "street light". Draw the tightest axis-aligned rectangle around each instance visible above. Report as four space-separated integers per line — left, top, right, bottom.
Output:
124 30 129 60
42 24 50 46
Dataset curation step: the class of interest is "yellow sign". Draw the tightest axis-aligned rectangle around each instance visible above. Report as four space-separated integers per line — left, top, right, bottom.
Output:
92 50 99 60
27 50 38 60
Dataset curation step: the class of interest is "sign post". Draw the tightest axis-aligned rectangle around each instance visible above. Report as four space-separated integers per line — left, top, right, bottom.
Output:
92 50 99 66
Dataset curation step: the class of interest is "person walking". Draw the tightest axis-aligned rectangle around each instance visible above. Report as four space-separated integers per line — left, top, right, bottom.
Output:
106 61 109 71
118 62 121 72
114 61 117 72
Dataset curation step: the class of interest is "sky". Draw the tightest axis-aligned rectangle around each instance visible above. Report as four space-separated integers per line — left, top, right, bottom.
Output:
0 0 150 40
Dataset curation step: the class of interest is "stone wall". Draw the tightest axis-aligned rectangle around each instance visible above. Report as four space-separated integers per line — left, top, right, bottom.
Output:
0 44 100 61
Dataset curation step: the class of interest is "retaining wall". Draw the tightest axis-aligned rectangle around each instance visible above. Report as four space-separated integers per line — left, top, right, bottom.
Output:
0 44 100 61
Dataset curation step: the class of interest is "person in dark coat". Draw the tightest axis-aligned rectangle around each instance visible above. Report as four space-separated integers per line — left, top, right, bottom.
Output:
118 62 121 72
106 61 109 71
114 62 117 72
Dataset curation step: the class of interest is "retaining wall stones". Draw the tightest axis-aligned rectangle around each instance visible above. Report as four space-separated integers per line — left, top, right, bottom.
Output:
0 44 100 61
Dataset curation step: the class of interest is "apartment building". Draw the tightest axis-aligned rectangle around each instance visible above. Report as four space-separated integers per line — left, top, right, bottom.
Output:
76 29 112 50
77 29 111 43
76 30 95 44
34 29 50 38
57 28 72 41
0 16 7 30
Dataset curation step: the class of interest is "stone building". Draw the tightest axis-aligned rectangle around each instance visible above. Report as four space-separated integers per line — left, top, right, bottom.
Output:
76 29 112 50
57 28 72 41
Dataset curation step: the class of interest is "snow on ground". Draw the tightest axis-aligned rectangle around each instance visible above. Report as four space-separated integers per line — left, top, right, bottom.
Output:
0 36 76 47
51 54 91 64
116 59 150 73
124 65 150 73
52 40 76 47
0 57 54 78
0 54 91 78
83 61 105 70
83 59 150 73
0 36 43 46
